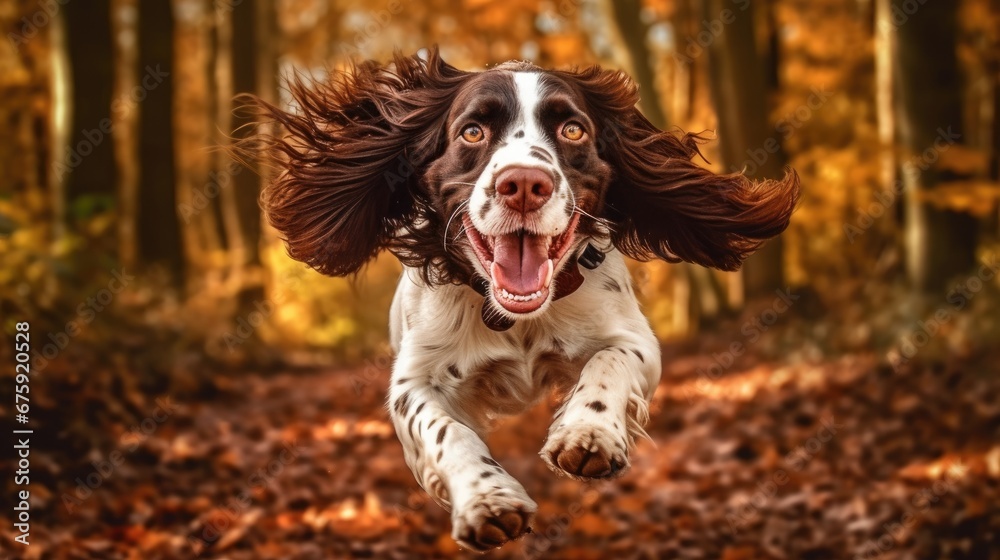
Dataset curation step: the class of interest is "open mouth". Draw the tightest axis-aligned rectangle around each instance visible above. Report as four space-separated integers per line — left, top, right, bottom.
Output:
463 213 580 314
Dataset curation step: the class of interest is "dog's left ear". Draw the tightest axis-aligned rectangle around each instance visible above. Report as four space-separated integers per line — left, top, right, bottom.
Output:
564 66 800 271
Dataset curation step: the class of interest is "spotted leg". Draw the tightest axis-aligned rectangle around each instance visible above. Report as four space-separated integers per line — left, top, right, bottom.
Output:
541 340 660 480
389 361 537 552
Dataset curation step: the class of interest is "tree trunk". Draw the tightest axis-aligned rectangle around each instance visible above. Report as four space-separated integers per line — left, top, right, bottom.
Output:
138 0 184 281
230 0 274 271
703 0 787 298
762 0 780 93
214 0 242 276
63 0 116 205
875 0 896 195
172 0 219 277
111 0 139 268
988 0 1000 235
675 0 700 126
607 0 733 332
210 0 278 357
607 0 669 128
46 11 70 241
892 0 977 292
253 0 279 222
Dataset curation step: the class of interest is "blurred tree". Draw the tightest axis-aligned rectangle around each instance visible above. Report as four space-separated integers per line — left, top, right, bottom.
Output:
987 0 1000 228
172 0 225 278
233 0 277 321
761 0 780 93
607 0 669 127
231 0 273 274
63 0 116 207
702 0 788 298
214 0 239 276
606 0 732 333
111 0 139 267
875 0 896 198
892 0 978 292
138 0 184 281
1 6 43 193
670 0 695 126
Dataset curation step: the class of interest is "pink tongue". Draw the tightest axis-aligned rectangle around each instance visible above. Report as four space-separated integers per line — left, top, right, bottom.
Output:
492 233 549 294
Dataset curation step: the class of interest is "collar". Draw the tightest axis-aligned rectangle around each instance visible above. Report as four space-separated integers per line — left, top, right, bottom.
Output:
470 243 606 331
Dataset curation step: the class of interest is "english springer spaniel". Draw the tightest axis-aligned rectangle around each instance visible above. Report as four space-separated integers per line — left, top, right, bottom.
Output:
251 49 799 551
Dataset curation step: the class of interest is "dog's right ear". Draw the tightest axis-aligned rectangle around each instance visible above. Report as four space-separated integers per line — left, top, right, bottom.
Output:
242 48 470 276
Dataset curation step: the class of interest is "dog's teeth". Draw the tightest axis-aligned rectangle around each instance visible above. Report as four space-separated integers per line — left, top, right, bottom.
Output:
497 288 546 302
543 259 554 288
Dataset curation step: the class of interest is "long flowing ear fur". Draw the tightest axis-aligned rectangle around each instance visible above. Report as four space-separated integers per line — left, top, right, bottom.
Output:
557 66 801 271
240 48 470 276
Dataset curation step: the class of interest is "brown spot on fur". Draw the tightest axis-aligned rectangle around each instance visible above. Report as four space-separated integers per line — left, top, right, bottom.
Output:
394 392 411 416
529 146 553 164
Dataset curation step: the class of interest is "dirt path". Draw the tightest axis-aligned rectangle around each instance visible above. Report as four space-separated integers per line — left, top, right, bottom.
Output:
5 348 1000 559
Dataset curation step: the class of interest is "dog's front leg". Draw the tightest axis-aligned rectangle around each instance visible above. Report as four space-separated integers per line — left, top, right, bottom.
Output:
541 337 660 480
389 352 537 552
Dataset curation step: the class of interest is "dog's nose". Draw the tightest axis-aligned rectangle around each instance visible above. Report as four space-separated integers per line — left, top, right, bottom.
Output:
495 167 553 213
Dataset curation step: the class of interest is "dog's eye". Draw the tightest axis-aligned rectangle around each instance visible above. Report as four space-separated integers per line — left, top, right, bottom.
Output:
561 122 585 141
461 124 485 143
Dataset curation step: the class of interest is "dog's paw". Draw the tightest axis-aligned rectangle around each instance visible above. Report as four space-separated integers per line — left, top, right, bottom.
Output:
541 423 630 480
452 488 537 552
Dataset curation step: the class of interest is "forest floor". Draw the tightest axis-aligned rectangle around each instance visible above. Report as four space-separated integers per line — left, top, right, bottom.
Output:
3 329 1000 559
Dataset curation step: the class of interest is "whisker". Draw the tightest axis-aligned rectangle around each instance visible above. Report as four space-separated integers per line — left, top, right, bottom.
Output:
573 206 617 233
566 186 614 231
572 206 604 224
566 183 578 211
443 200 470 253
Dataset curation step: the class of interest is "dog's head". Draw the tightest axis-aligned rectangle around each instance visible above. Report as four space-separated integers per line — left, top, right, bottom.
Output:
252 49 799 318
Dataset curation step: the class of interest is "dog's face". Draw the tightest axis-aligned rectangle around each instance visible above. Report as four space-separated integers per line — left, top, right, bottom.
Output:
423 66 611 315
252 50 799 317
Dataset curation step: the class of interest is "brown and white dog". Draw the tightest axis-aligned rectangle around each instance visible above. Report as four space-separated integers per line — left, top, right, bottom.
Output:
251 48 799 551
